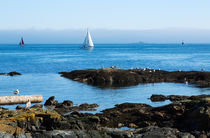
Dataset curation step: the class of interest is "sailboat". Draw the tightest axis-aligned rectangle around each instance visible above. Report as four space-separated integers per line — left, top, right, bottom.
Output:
81 29 94 49
19 37 25 46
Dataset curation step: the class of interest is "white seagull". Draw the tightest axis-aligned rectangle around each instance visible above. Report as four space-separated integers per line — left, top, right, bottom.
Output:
185 81 188 85
13 89 19 95
25 99 31 109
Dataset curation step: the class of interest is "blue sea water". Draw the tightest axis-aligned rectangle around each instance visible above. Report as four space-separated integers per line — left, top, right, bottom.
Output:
0 44 210 111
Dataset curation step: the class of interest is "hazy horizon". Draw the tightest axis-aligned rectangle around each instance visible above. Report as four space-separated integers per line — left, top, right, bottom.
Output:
1 1 210 44
0 28 210 44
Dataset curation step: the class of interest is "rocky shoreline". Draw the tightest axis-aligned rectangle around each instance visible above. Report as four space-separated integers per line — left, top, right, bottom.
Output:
59 68 210 88
1 95 210 137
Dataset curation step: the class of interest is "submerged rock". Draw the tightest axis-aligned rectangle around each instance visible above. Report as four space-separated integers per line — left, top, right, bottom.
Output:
0 72 22 76
7 72 22 76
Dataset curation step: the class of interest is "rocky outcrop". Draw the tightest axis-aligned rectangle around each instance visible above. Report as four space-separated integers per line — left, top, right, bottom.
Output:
2 95 210 137
150 94 210 102
96 96 210 136
59 68 210 88
0 107 62 137
7 72 22 76
44 96 99 114
0 72 22 76
44 96 58 106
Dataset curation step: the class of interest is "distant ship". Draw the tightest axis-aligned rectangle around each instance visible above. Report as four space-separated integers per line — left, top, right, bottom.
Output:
19 37 25 46
81 29 94 49
181 41 184 45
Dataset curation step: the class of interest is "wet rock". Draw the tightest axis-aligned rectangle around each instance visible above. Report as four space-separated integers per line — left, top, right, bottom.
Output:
7 72 22 76
30 104 43 109
0 107 8 111
16 105 25 110
60 69 210 88
0 132 14 138
135 126 195 138
32 129 119 138
167 95 190 101
102 127 134 138
150 94 210 102
189 94 210 100
150 94 167 102
44 96 58 106
3 95 210 137
55 100 73 108
79 103 99 110
70 111 84 117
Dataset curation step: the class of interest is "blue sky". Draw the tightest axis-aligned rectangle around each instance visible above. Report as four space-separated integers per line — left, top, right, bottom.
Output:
0 0 210 43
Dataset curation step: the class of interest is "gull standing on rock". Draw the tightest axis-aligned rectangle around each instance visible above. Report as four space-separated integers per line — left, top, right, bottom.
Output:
25 99 31 109
13 89 19 95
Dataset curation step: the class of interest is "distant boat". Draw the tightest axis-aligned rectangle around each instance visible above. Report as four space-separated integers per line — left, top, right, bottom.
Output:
81 29 94 49
181 41 184 45
19 37 25 46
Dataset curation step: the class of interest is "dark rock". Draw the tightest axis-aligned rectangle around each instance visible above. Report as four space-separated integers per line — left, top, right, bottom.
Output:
150 94 210 102
31 104 43 108
135 126 195 138
0 107 8 110
167 95 190 101
189 95 210 100
44 96 58 106
150 94 167 102
55 100 73 108
7 72 21 76
59 69 210 88
16 105 25 110
62 100 73 107
70 111 84 117
3 95 210 137
79 103 99 110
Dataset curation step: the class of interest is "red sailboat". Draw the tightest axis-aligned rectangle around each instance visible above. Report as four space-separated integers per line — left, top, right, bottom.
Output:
19 37 25 46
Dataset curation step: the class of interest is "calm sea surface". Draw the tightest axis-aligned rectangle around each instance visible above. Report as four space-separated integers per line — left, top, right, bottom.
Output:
0 44 210 111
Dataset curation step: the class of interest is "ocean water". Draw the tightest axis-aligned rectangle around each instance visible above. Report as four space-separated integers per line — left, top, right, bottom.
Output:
0 44 210 111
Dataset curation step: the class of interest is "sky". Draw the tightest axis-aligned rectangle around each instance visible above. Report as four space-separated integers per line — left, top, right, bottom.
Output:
0 0 210 43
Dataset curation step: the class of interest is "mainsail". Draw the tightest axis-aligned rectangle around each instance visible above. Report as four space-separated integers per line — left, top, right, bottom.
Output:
19 37 24 46
82 29 94 47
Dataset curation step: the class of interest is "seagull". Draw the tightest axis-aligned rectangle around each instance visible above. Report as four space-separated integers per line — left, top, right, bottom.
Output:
13 89 19 95
185 81 188 85
25 99 31 109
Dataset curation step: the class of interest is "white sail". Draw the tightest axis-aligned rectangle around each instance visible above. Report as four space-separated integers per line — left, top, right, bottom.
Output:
82 29 94 47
